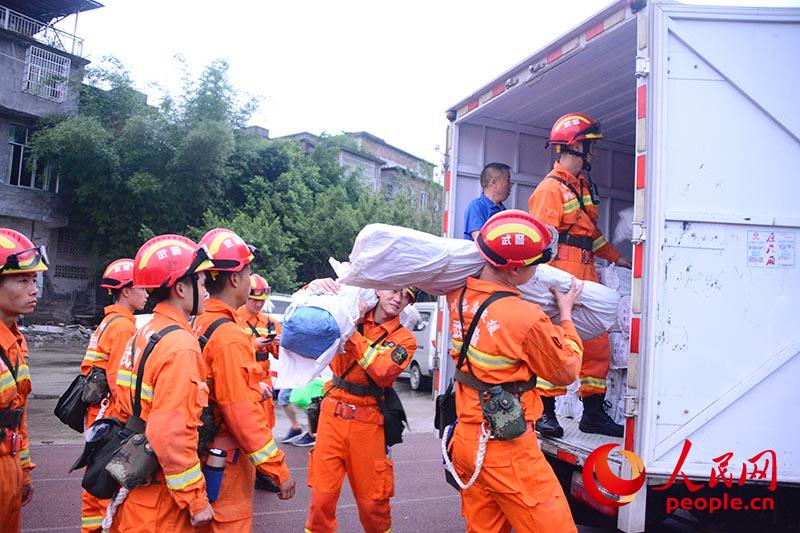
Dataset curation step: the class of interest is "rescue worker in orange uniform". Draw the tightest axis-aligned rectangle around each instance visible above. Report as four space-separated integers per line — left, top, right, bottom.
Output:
0 229 47 533
236 273 281 428
109 235 215 532
446 211 583 533
528 113 631 438
304 281 418 533
79 258 147 532
194 228 295 532
235 273 285 494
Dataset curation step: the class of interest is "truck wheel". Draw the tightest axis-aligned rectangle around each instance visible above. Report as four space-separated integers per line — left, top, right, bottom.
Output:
409 363 423 391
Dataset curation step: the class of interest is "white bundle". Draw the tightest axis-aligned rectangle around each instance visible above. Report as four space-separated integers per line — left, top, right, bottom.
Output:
609 331 630 369
274 283 377 389
605 369 627 424
340 224 619 339
598 265 632 338
613 206 634 247
555 381 583 420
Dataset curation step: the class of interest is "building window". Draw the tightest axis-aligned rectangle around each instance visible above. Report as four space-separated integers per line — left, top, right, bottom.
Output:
57 228 88 256
7 126 59 192
339 153 378 192
420 192 429 210
23 45 70 103
54 264 90 280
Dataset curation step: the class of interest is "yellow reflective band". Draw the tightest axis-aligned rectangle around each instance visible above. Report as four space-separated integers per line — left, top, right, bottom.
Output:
116 369 133 389
579 377 607 389
19 448 30 466
0 371 15 393
485 222 542 243
592 236 607 252
165 462 202 490
141 382 153 401
563 198 580 214
564 338 583 357
248 439 279 466
451 340 519 369
536 378 567 391
358 337 392 369
16 364 30 382
82 515 104 528
83 350 109 363
582 194 594 206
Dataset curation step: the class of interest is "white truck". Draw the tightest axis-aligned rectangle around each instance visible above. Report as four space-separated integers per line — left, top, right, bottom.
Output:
437 1 800 530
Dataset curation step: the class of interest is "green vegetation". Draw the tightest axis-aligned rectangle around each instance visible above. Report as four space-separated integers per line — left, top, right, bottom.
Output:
33 58 441 291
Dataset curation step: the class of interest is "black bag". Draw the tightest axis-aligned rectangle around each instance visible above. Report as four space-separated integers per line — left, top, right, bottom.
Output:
54 374 88 433
378 386 408 447
75 325 179 498
307 396 322 434
72 416 130 499
433 290 515 438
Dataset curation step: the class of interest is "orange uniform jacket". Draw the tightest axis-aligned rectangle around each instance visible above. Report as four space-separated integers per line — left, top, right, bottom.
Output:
112 302 209 518
0 320 34 533
447 277 583 423
325 310 418 406
528 161 620 282
235 307 281 381
80 305 137 419
195 299 289 484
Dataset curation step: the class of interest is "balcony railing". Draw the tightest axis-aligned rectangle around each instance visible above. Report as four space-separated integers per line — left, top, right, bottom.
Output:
0 5 84 57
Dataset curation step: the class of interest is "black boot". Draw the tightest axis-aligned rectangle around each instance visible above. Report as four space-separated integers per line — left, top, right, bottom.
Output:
535 397 564 438
579 394 624 437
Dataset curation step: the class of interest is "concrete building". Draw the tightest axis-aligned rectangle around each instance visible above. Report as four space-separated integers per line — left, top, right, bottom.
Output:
277 130 443 216
1 0 103 323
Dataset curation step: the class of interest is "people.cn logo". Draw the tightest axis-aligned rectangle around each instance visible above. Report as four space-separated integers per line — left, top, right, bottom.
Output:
583 443 646 507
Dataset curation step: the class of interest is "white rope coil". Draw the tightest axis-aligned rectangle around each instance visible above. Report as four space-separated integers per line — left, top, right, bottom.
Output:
441 423 490 490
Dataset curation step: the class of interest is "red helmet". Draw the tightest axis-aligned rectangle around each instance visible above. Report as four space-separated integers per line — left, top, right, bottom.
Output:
133 235 214 289
199 228 254 272
546 113 603 148
249 273 271 300
476 210 558 270
0 229 48 275
100 258 135 290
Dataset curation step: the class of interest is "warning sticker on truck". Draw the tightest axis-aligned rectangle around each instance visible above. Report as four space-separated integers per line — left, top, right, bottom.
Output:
747 231 795 268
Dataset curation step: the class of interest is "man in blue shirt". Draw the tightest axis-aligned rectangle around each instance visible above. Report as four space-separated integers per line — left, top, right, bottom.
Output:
463 162 512 240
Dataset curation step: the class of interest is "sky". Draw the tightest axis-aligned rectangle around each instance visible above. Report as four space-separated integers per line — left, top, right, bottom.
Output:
57 0 799 174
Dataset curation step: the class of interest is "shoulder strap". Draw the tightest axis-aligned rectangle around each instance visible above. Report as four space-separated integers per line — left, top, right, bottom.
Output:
0 347 17 383
246 321 260 338
546 175 587 214
331 322 398 395
199 317 234 351
133 325 181 418
94 314 124 346
457 290 516 378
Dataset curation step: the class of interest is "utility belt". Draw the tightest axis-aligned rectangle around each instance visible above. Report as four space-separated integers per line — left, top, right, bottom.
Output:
0 429 21 456
331 374 382 397
323 396 384 425
453 369 538 396
557 232 595 264
0 407 23 430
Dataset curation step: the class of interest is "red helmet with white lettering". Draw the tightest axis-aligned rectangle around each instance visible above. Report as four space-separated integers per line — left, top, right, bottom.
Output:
100 258 135 289
0 229 48 275
546 112 603 148
199 228 254 272
476 210 557 270
249 273 271 300
133 235 213 289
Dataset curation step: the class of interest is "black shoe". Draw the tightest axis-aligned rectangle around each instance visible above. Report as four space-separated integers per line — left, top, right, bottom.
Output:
579 395 624 437
255 472 281 493
535 397 564 438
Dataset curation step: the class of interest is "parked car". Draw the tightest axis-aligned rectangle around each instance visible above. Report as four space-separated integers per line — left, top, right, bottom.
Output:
265 293 293 323
400 301 438 391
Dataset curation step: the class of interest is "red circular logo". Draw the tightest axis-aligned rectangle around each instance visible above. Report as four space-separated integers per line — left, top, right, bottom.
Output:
583 443 646 507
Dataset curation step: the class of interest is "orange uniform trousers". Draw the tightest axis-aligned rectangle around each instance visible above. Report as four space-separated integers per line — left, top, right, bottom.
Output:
197 453 257 533
305 396 394 533
111 471 196 533
451 422 576 533
0 451 23 532
537 246 610 398
81 403 111 532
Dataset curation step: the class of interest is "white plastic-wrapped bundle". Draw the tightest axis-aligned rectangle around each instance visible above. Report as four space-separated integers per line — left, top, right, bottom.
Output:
605 369 627 425
274 285 377 389
555 381 583 420
598 264 632 337
613 206 634 247
609 332 630 369
340 224 619 339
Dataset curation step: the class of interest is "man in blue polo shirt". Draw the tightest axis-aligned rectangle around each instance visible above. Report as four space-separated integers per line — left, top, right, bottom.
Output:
463 162 512 240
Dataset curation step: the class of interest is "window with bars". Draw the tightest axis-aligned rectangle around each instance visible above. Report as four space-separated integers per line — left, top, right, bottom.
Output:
23 45 70 103
7 125 59 191
54 264 90 280
56 228 88 256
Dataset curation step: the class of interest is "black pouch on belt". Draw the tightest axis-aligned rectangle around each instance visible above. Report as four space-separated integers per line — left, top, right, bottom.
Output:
81 367 109 405
105 426 159 490
73 416 129 499
479 385 527 441
307 396 322 434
